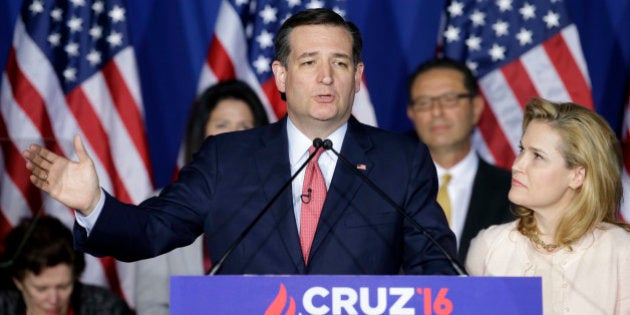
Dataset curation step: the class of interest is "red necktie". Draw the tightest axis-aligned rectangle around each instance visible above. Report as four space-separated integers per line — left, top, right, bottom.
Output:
202 237 212 273
300 146 326 264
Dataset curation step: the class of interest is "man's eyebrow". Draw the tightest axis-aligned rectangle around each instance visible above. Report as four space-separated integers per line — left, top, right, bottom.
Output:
331 52 351 60
296 52 351 59
297 51 318 59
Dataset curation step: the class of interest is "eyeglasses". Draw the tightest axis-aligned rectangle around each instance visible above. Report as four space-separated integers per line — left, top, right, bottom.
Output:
410 92 473 112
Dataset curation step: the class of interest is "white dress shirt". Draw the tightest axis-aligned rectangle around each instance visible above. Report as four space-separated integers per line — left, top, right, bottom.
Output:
434 150 478 248
287 118 345 232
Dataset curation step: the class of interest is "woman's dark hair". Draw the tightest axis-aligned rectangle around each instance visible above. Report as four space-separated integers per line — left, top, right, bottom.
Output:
184 80 269 163
1 215 85 284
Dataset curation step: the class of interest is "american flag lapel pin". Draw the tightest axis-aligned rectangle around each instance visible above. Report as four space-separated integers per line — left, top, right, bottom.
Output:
356 163 367 171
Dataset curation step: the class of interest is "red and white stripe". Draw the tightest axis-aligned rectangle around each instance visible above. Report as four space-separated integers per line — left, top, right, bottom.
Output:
197 0 280 121
473 24 593 170
0 17 154 307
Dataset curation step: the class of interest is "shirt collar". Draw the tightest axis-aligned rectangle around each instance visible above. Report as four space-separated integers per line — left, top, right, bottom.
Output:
435 149 479 182
287 117 347 166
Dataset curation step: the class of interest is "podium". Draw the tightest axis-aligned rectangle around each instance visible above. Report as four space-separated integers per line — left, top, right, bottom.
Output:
171 275 541 314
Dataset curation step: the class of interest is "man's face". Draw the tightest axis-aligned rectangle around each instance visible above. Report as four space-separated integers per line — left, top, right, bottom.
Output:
272 24 363 135
407 68 482 155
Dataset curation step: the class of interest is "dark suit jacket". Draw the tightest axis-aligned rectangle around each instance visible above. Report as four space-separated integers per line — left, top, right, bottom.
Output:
458 158 514 262
74 117 458 275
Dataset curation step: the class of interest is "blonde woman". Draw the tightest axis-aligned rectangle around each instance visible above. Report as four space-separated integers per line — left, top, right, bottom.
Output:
466 98 630 314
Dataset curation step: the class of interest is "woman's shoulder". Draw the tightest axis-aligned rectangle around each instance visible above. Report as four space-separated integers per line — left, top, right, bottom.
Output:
593 223 630 245
476 220 519 240
595 222 630 235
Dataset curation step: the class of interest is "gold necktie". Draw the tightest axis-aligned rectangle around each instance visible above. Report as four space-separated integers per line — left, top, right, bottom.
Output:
437 174 452 225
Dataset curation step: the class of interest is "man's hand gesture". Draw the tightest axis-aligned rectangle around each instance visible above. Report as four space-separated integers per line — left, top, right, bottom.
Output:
23 135 101 215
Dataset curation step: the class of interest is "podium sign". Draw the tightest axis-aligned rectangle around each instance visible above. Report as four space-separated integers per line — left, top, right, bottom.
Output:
171 275 541 315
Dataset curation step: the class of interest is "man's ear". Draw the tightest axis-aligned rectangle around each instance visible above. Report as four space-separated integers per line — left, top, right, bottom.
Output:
406 106 414 120
272 61 286 93
471 94 484 125
354 62 364 92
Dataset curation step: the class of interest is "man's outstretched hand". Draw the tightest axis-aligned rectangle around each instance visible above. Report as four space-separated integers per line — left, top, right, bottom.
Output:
23 134 101 216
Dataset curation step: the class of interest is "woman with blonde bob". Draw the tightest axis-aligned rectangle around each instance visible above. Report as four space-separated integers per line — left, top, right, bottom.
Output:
466 98 630 315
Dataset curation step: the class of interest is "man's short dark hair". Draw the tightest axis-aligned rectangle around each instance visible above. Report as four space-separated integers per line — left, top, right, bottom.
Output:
274 8 363 68
408 57 479 101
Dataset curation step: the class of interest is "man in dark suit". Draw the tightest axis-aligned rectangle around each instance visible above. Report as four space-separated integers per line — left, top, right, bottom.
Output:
23 9 458 275
407 57 514 263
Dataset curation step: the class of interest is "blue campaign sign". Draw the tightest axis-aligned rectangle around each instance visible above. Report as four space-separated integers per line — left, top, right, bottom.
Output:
171 275 541 314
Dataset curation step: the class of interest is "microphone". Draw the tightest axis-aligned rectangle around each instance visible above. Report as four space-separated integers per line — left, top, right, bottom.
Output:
208 138 326 275
323 139 467 276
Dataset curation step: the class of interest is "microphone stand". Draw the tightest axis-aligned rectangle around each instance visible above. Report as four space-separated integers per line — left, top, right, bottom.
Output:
0 207 44 269
208 139 325 275
323 140 467 276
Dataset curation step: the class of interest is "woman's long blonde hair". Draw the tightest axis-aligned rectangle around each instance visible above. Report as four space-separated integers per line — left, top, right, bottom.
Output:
515 98 630 248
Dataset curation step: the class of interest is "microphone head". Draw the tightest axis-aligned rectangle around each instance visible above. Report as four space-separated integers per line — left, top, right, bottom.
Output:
322 139 333 150
313 138 323 148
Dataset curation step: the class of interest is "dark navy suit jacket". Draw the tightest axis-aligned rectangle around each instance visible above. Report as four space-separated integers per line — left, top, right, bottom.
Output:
458 159 514 263
74 117 458 275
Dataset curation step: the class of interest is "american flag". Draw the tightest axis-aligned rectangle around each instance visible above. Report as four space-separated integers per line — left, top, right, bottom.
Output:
196 0 377 131
442 0 593 169
1 0 627 310
0 0 153 306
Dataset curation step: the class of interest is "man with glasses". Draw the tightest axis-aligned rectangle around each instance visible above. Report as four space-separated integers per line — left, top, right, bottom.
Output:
407 57 514 263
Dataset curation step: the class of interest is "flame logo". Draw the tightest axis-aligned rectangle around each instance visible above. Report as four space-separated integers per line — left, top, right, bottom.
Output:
264 283 296 315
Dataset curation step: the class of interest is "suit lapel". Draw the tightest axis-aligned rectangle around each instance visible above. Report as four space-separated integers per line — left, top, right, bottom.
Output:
459 158 512 261
309 118 374 260
255 118 304 271
462 159 494 239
